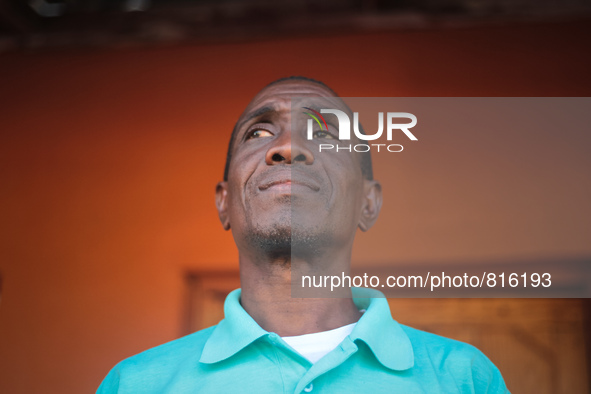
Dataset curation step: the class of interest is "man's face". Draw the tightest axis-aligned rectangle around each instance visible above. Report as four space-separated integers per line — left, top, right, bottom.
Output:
216 80 379 257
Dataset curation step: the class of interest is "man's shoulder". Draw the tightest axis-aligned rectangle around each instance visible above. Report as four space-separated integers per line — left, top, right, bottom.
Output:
97 325 216 393
400 323 496 367
399 324 509 392
401 324 480 354
118 325 215 369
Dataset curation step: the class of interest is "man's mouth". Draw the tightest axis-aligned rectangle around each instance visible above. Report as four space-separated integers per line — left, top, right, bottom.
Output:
258 177 320 192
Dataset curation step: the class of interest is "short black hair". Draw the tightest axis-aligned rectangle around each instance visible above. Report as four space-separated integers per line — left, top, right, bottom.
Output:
223 76 373 181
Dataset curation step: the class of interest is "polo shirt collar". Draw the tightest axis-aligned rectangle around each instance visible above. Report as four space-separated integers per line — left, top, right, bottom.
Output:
200 289 267 364
350 287 414 371
200 288 414 371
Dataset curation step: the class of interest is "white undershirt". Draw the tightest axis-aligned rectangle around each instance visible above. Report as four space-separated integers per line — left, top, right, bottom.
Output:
281 322 357 364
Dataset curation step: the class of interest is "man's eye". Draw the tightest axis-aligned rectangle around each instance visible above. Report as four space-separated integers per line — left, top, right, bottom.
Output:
313 130 336 139
247 129 274 140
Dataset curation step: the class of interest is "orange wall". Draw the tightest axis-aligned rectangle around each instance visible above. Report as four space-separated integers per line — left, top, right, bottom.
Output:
0 20 590 393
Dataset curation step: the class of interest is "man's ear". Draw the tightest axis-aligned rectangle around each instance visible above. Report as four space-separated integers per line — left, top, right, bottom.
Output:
215 182 231 230
358 179 382 232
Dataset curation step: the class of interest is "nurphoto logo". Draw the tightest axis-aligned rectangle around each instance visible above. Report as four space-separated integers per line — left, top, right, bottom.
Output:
303 107 418 153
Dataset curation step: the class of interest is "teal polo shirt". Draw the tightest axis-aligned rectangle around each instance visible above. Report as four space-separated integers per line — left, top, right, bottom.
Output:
97 288 509 393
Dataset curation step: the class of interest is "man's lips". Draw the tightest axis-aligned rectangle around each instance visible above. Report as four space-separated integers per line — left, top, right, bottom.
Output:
258 178 320 192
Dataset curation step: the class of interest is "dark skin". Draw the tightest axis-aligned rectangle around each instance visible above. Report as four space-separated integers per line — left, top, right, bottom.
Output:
215 80 382 336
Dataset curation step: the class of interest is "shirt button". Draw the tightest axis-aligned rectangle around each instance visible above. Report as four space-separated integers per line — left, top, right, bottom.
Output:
304 383 314 392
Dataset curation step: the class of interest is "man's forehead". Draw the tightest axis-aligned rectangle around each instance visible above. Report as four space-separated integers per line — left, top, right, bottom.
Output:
253 80 335 101
239 81 346 122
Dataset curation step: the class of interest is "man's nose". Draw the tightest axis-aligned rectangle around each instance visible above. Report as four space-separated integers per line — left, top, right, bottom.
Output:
265 131 314 165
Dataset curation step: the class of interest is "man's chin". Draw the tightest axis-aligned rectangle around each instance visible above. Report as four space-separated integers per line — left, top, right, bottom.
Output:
245 223 331 261
246 226 291 258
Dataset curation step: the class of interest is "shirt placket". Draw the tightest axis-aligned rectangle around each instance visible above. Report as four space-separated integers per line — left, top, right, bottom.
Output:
293 337 359 394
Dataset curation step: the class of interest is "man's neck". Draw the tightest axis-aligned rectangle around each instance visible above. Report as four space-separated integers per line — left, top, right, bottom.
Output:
238 254 362 337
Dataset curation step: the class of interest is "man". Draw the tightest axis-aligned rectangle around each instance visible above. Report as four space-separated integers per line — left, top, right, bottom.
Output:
97 77 508 393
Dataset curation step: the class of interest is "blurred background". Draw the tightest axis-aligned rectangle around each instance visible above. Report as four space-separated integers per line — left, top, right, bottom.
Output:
1 0 591 393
